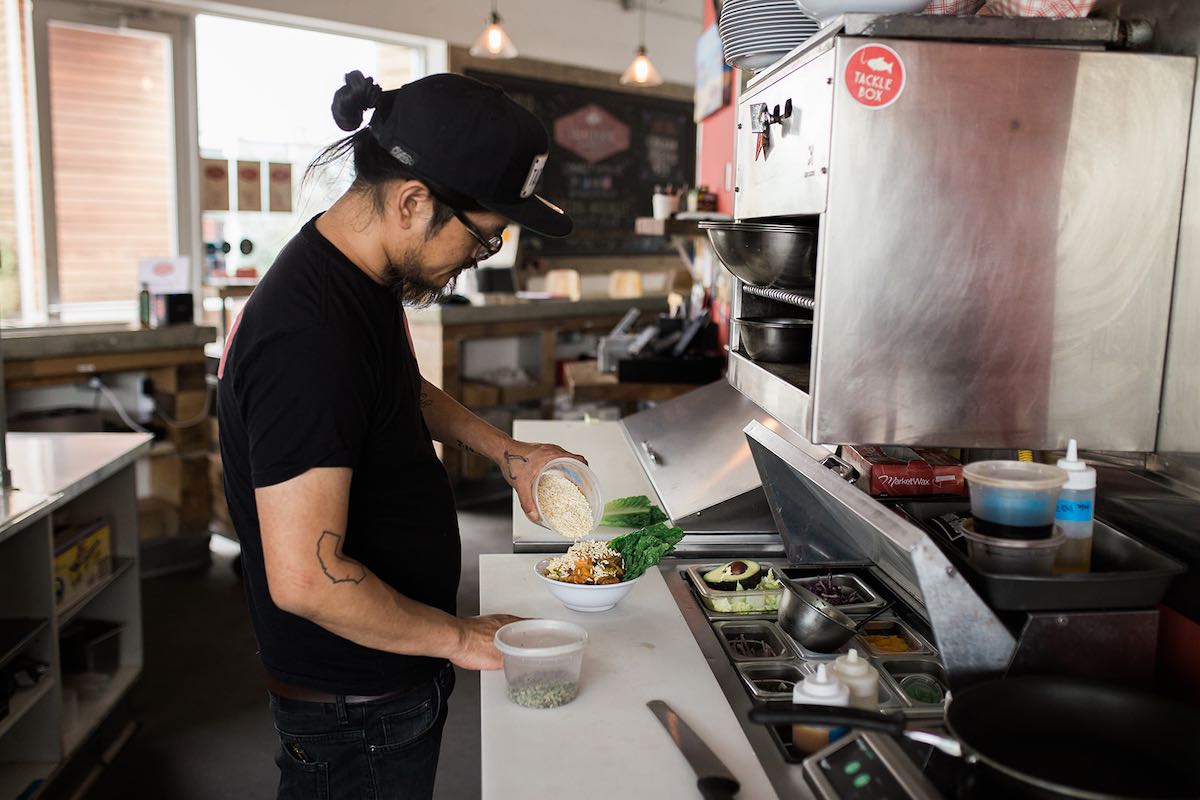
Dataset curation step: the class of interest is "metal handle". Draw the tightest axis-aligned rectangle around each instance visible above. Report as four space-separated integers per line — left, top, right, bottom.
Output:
748 703 963 759
820 454 859 483
642 440 660 465
698 777 740 799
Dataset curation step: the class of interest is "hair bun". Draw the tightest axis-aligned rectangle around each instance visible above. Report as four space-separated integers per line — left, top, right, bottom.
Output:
331 70 383 132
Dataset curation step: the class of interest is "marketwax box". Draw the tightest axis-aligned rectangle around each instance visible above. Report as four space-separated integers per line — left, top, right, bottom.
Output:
840 446 965 497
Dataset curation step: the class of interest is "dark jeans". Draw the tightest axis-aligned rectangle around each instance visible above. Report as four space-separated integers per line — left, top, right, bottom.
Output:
269 663 455 800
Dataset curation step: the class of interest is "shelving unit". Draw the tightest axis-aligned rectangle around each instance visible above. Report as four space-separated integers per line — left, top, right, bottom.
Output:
0 433 151 799
57 558 135 626
0 680 56 742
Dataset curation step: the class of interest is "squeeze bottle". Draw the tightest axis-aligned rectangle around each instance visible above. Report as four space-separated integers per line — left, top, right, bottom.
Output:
791 663 851 756
1055 439 1096 573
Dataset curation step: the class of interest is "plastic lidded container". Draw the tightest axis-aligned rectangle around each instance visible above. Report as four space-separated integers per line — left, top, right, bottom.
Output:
494 620 588 709
960 519 1065 575
533 458 603 537
962 460 1068 539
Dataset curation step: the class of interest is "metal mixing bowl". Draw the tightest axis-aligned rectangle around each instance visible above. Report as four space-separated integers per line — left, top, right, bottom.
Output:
776 576 859 653
699 221 817 291
737 317 813 363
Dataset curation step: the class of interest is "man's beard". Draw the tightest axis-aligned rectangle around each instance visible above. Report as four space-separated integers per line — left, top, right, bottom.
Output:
380 253 457 308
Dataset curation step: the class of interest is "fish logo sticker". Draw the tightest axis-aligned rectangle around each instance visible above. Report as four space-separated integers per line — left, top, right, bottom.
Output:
845 44 906 110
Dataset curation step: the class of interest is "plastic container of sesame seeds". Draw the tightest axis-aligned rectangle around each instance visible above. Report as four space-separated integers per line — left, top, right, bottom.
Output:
533 458 603 538
495 620 588 709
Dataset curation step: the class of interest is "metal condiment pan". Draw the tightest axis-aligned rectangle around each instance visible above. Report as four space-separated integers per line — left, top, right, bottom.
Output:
855 618 936 657
713 620 798 663
788 572 886 613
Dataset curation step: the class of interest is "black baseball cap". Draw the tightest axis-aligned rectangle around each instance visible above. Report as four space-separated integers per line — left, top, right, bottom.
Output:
358 72 571 238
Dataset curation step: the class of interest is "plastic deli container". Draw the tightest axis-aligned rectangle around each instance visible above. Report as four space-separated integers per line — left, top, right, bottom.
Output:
962 461 1068 539
533 458 603 536
494 620 588 709
687 564 784 614
960 519 1065 575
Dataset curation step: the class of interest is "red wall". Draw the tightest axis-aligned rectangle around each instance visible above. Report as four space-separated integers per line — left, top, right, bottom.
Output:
696 2 737 214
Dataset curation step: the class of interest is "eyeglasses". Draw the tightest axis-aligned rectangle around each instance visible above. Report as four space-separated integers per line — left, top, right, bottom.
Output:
450 208 503 262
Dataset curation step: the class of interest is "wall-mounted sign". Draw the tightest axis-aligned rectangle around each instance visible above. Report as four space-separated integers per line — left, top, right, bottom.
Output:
237 161 262 212
268 162 292 213
201 158 229 211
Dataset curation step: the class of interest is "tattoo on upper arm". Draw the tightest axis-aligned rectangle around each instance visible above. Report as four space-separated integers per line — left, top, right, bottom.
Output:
420 390 432 409
456 439 479 455
316 531 366 585
502 450 528 481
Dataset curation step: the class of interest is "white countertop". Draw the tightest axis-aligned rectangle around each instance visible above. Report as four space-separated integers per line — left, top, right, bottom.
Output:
512 419 663 548
480 554 778 800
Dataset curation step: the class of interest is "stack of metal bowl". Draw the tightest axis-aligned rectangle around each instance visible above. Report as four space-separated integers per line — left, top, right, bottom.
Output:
698 220 818 292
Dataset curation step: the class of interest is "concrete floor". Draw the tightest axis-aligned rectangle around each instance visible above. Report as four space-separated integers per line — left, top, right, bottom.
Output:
86 499 512 800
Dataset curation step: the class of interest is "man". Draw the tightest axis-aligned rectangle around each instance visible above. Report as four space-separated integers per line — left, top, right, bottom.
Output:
217 71 582 799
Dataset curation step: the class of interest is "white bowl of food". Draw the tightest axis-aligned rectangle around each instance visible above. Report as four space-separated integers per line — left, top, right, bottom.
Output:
535 540 641 612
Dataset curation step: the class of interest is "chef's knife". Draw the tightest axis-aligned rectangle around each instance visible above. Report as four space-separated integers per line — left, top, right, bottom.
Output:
647 700 741 799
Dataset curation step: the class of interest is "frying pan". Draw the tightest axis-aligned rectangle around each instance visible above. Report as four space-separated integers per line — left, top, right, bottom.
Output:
750 675 1200 799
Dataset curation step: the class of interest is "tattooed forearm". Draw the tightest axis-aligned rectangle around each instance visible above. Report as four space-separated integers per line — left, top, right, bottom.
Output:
456 439 479 455
316 531 366 585
502 450 528 481
419 390 432 409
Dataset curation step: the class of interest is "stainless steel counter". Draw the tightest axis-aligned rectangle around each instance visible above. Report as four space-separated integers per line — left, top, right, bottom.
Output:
0 432 153 543
662 561 814 800
0 323 216 360
406 296 666 326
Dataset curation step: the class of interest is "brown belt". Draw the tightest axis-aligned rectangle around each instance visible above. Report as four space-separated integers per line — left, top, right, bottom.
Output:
266 675 409 705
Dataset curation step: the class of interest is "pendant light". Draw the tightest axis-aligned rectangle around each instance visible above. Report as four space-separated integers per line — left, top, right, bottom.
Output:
620 0 663 87
470 1 518 59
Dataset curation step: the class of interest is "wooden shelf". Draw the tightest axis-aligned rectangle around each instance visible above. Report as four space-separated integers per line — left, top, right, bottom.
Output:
57 557 136 625
0 761 56 799
498 384 553 406
634 216 711 238
0 678 56 742
62 664 139 757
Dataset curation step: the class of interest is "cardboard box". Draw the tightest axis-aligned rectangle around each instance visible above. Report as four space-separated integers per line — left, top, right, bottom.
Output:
138 497 180 541
840 446 965 497
53 519 113 610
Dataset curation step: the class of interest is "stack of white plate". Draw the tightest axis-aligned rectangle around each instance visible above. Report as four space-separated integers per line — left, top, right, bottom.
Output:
718 0 820 72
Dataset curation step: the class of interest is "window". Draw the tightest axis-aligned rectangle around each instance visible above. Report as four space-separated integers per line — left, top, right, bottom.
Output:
2 2 443 323
195 16 428 277
46 20 176 309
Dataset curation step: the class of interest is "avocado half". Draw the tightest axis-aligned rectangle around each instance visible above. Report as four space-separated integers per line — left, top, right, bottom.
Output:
703 559 762 589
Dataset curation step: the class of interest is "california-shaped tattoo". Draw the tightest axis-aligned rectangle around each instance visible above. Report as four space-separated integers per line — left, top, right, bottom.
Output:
316 531 366 585
502 449 528 481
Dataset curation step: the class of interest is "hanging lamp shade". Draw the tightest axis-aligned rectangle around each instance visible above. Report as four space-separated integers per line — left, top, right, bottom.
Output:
470 11 518 59
620 45 663 86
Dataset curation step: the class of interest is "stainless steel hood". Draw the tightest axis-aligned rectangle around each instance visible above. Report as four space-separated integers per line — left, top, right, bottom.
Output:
618 380 830 533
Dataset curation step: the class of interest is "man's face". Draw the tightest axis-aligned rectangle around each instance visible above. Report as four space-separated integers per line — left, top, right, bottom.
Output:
380 204 507 307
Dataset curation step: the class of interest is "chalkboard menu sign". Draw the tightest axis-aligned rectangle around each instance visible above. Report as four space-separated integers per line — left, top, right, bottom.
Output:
466 69 695 256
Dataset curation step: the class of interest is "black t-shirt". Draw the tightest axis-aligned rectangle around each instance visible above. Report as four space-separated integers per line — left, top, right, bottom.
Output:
217 215 460 695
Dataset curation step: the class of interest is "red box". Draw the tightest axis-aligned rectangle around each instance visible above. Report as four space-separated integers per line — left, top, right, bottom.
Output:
840 446 965 497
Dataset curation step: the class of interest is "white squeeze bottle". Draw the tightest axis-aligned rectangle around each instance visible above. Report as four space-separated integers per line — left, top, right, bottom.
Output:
791 663 851 756
1054 439 1096 573
831 648 880 710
